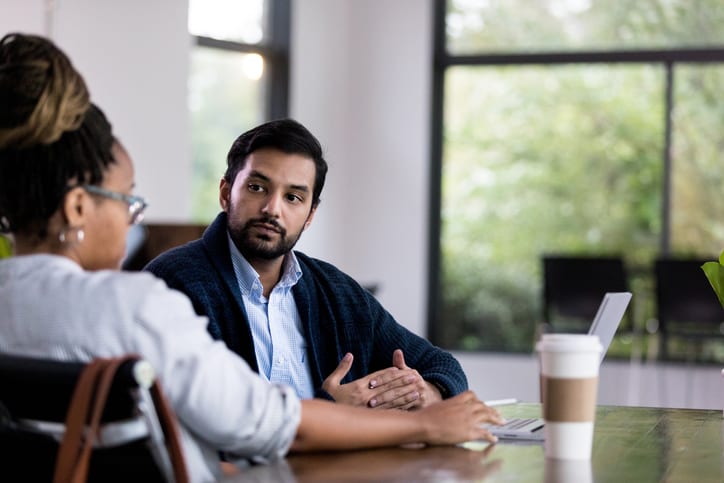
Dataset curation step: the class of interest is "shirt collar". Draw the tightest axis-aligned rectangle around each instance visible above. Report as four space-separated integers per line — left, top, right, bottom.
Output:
227 232 302 298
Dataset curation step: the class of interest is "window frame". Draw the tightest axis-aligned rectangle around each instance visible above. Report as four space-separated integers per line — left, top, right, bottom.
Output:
191 0 291 120
427 0 724 347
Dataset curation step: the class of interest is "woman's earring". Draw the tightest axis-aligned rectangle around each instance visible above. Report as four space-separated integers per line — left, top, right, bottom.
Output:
59 226 85 244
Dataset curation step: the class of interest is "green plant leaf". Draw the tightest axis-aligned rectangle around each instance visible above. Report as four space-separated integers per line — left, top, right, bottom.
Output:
702 251 724 309
0 235 12 258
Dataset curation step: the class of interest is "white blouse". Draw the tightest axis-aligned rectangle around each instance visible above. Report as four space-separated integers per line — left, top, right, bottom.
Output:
0 254 300 482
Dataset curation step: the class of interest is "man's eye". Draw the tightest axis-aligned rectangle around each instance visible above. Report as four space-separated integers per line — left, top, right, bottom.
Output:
248 184 264 192
286 194 303 203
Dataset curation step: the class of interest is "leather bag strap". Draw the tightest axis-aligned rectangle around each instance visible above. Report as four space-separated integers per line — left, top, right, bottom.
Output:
150 381 189 483
53 356 135 483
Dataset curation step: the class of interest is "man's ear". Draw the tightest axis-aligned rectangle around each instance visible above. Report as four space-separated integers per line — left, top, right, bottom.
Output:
219 177 231 212
62 187 88 226
303 204 318 230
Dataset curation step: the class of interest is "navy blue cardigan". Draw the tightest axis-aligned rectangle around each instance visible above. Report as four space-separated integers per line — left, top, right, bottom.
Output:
144 212 467 400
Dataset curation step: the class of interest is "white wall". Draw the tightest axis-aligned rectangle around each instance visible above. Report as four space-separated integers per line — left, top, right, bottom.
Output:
0 0 45 33
290 0 433 336
1 0 192 222
4 0 721 410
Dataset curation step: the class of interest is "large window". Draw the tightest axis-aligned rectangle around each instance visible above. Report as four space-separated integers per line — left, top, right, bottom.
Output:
188 0 289 222
429 0 724 361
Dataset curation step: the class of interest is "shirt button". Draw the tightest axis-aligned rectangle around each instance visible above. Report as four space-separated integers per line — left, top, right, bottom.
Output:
278 356 285 364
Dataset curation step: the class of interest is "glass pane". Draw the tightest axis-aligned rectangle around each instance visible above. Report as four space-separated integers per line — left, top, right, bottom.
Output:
670 64 724 257
446 0 724 55
189 47 265 222
189 0 265 44
438 64 664 352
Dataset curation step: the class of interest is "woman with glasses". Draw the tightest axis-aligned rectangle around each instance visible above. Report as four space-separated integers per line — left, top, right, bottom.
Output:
0 33 501 482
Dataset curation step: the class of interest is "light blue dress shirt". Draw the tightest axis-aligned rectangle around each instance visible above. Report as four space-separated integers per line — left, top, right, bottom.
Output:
228 234 315 399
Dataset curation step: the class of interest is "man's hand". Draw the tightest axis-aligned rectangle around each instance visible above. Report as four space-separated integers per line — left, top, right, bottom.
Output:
321 353 410 407
375 349 442 410
321 350 443 410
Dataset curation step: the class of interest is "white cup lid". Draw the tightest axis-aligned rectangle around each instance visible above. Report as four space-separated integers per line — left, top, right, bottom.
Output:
536 334 603 354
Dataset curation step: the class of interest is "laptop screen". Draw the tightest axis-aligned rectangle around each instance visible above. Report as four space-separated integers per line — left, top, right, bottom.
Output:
588 292 632 363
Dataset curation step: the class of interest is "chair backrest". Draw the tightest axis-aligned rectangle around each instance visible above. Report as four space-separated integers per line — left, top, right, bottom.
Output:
122 223 207 271
655 257 724 331
542 255 629 333
0 354 185 482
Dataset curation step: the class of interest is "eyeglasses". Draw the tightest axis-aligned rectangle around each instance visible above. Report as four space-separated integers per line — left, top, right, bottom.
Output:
82 185 148 225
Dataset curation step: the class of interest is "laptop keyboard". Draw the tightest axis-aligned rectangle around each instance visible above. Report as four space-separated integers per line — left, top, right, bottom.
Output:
501 418 543 430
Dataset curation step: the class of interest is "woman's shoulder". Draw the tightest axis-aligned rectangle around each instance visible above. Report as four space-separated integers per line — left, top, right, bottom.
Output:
92 268 188 305
81 269 204 340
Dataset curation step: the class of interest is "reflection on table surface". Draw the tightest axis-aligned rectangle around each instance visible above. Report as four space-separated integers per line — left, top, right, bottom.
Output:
223 404 724 482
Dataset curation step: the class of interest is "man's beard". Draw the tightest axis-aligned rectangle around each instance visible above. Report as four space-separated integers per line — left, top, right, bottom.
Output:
230 216 304 261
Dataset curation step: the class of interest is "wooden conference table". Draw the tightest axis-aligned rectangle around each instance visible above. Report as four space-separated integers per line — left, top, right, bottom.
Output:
224 403 724 482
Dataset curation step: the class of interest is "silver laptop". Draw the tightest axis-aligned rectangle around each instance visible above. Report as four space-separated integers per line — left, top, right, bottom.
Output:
484 292 632 442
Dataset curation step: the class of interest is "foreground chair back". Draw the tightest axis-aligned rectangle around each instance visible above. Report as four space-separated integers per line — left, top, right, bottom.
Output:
0 353 188 482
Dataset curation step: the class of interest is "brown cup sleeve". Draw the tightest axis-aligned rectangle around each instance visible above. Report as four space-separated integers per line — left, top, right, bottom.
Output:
540 375 598 422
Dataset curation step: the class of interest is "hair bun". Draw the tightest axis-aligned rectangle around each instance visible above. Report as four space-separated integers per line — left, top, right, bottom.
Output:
0 33 90 149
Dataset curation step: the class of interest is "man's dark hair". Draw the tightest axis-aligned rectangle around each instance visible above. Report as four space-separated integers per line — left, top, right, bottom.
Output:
224 118 328 208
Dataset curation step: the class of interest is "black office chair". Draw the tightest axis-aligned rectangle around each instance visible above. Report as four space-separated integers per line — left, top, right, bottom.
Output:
542 255 630 333
655 257 724 361
0 354 187 482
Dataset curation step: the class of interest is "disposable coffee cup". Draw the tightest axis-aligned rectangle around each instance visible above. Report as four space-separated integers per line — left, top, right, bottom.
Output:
536 334 602 460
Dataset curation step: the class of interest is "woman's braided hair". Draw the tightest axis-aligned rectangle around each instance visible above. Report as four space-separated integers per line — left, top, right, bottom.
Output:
0 33 115 238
